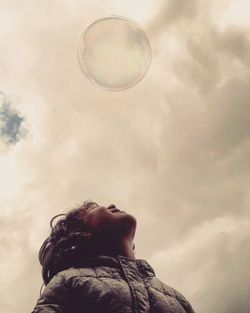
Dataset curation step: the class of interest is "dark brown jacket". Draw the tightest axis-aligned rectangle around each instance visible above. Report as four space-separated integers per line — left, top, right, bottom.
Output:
32 255 195 313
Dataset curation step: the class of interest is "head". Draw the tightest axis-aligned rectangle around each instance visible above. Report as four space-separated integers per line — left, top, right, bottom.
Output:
39 201 137 285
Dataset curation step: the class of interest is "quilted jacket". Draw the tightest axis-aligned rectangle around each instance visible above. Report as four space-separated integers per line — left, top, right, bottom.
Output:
32 255 195 313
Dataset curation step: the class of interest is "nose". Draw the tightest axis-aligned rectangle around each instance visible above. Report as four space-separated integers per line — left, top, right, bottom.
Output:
107 204 116 210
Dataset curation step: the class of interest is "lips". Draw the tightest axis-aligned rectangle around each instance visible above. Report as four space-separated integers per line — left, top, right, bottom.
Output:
109 208 126 214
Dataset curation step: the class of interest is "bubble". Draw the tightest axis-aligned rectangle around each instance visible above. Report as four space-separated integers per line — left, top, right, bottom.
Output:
76 16 152 91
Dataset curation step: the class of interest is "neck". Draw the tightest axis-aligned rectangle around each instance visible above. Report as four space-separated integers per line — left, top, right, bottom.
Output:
92 234 136 260
113 239 136 260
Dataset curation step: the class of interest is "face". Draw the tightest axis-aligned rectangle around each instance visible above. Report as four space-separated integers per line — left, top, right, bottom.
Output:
81 202 137 239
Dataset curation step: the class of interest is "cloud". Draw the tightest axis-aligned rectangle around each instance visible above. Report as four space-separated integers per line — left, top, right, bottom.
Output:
0 1 249 313
149 215 250 313
147 0 198 36
0 209 41 313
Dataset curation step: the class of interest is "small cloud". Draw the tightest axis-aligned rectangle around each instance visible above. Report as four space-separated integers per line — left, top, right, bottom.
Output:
0 92 28 145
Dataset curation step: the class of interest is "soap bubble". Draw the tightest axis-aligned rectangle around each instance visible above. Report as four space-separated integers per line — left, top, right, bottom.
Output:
77 16 152 91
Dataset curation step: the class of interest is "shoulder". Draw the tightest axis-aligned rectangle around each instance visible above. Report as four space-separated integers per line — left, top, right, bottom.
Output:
150 277 195 313
55 266 97 288
39 267 97 299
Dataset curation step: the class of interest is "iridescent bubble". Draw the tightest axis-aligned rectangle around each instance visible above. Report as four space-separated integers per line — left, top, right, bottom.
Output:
77 16 152 91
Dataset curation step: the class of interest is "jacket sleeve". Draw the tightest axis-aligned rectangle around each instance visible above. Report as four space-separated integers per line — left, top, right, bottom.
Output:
173 289 195 313
161 281 196 313
32 273 70 313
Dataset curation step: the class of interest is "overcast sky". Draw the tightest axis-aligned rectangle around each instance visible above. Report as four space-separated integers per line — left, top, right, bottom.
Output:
0 1 250 312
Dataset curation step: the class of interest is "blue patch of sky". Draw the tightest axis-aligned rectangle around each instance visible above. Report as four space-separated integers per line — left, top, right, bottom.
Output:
0 92 28 145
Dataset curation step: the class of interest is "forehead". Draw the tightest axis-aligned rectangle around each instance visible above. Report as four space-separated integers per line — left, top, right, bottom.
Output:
67 201 98 219
77 201 100 218
81 201 99 209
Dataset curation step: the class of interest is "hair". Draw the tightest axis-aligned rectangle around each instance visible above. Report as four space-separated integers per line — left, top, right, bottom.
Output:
39 201 97 286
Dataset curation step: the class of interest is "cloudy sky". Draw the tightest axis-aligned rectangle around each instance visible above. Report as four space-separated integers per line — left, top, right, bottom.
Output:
0 0 250 312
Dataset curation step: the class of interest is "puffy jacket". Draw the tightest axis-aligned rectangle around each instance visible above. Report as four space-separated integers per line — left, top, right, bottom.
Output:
32 255 195 313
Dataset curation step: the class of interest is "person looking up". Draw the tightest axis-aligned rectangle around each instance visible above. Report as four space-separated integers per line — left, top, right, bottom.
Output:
32 201 195 313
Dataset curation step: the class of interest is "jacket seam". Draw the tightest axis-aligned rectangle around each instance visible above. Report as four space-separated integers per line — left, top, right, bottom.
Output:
65 274 126 285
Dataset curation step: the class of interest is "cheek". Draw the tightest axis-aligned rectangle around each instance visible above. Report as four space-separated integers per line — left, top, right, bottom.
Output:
86 209 113 232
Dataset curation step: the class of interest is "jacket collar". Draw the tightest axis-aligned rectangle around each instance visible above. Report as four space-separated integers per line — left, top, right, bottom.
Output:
80 254 155 278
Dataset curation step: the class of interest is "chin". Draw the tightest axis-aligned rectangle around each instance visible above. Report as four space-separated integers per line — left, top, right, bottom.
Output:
120 212 137 232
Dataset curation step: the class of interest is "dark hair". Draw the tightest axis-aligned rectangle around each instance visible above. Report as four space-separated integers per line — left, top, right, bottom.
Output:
39 201 97 286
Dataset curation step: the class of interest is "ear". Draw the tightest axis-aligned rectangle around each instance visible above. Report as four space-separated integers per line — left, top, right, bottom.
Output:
132 243 135 250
